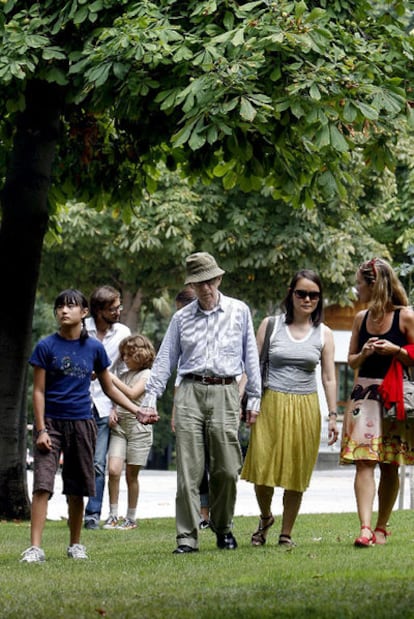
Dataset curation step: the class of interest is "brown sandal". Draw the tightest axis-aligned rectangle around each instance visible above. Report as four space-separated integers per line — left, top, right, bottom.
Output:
251 514 275 546
278 534 296 548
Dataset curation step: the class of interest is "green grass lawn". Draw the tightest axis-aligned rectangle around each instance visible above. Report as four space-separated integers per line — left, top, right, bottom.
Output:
2 510 414 619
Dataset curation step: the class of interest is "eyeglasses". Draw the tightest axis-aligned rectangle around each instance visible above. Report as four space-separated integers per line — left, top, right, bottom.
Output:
107 304 123 314
192 278 218 288
293 290 320 301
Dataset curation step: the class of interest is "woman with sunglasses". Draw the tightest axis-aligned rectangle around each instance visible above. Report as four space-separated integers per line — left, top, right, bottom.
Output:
340 258 414 547
241 269 337 547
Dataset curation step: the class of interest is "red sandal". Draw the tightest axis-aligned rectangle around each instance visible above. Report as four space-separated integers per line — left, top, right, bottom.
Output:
354 525 376 547
374 527 390 545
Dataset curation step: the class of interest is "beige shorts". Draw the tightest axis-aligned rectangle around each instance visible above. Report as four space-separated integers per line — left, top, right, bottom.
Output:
108 412 153 466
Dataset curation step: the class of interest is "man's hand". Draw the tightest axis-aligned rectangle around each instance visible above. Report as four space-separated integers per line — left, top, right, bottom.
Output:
245 410 259 427
136 406 160 425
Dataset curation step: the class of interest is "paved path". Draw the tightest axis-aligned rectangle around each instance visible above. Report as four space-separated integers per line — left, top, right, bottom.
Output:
28 465 414 521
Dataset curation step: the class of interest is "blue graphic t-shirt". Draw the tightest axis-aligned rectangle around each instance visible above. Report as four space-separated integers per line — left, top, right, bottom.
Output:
29 333 111 420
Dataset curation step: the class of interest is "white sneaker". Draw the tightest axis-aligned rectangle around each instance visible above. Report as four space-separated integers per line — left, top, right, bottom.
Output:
103 515 119 529
20 546 46 563
67 544 88 560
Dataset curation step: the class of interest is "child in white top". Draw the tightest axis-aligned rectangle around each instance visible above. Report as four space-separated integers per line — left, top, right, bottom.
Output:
104 334 155 529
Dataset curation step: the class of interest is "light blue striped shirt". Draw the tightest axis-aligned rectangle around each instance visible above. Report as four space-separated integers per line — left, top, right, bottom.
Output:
142 292 261 412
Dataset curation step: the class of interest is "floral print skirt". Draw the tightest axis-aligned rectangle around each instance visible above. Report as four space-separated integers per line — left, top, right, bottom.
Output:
340 377 414 465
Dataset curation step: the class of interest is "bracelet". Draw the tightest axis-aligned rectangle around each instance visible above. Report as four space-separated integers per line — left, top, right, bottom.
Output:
37 428 48 436
328 412 338 418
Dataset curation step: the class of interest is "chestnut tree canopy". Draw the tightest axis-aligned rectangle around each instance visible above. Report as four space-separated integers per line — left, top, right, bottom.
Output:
0 0 413 517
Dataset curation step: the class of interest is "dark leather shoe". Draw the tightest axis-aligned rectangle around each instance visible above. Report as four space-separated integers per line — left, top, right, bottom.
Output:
216 532 238 550
173 545 199 554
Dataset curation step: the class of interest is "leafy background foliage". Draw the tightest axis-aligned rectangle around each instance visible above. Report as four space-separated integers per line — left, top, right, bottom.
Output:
1 1 414 475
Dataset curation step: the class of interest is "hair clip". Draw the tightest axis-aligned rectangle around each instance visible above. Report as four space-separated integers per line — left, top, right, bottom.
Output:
367 258 377 278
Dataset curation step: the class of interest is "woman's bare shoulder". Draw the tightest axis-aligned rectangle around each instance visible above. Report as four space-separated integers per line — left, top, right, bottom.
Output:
351 309 367 328
400 306 414 323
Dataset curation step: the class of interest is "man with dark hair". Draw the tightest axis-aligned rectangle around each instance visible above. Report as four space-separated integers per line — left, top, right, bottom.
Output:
84 286 131 530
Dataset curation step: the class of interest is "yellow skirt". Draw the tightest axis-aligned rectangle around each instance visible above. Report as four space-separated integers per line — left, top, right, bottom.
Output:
241 388 321 492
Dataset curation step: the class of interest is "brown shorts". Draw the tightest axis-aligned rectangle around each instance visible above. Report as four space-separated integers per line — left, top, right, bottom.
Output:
33 417 97 497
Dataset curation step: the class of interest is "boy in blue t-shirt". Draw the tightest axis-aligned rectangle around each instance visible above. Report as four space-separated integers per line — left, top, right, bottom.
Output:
20 289 157 564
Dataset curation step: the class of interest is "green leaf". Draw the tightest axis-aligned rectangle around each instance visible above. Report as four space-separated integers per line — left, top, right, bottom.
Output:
274 99 291 112
309 84 321 100
210 30 233 45
173 46 193 62
42 47 66 61
207 125 218 144
295 1 307 19
305 8 327 22
343 101 357 122
190 0 217 17
231 28 244 47
314 124 330 148
354 101 378 120
216 121 232 136
25 35 49 49
86 63 111 87
407 104 414 130
303 190 315 209
9 61 25 79
73 6 89 24
223 11 234 30
44 67 68 85
240 97 256 122
89 0 103 12
221 98 239 114
172 123 194 148
318 170 337 194
270 66 281 82
113 62 128 80
222 170 237 190
329 125 349 152
238 1 264 12
373 90 405 115
291 101 305 118
189 129 206 151
213 160 234 177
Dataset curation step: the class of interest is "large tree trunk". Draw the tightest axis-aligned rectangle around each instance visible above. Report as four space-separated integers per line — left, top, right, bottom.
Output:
122 288 143 332
0 81 62 519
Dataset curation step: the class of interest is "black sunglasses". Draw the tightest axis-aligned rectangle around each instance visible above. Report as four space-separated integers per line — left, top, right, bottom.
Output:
293 289 320 301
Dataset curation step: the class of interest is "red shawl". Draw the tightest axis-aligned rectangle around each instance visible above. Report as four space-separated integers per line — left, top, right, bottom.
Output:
378 344 414 420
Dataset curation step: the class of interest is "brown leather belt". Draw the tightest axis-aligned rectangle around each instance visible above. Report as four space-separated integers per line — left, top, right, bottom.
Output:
185 374 235 385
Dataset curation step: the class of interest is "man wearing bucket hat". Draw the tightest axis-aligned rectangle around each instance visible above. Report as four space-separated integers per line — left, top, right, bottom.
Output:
139 252 261 553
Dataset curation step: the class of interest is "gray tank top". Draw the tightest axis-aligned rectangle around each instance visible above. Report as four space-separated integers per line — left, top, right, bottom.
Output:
267 314 324 395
